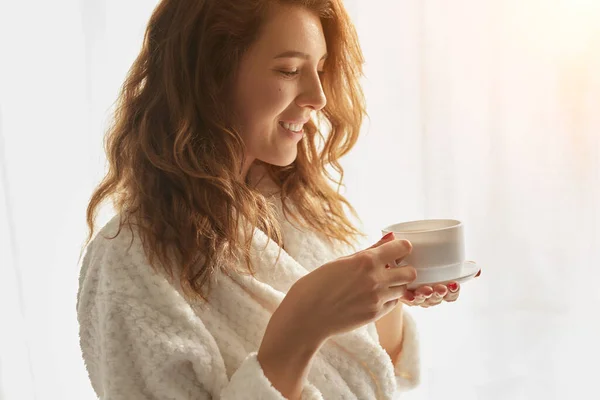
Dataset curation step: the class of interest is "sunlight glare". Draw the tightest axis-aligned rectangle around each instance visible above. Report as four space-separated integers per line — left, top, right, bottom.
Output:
515 0 600 60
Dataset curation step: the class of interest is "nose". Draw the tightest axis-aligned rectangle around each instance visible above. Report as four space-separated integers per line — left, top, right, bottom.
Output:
296 71 327 111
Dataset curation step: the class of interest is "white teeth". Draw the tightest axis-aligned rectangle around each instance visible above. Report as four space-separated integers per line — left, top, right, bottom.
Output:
280 122 303 132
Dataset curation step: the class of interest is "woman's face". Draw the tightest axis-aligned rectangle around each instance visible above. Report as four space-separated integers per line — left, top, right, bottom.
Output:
232 4 328 177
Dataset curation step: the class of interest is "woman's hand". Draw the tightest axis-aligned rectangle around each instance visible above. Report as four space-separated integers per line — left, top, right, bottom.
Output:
282 234 417 344
401 268 481 308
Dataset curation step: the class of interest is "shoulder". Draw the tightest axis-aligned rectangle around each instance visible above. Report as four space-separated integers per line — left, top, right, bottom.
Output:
80 214 145 283
77 214 181 310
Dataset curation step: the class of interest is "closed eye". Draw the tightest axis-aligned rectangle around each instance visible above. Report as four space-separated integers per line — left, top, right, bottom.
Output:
279 70 300 78
277 69 325 79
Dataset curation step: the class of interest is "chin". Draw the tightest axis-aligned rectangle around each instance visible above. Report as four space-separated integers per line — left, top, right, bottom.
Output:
263 150 298 168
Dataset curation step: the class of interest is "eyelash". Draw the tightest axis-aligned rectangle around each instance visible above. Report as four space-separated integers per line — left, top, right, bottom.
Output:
279 70 300 78
278 69 326 79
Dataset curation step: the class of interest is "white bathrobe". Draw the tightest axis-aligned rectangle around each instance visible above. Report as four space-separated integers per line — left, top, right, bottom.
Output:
77 191 420 399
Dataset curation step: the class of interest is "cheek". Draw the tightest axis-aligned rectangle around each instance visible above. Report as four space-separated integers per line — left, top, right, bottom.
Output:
264 86 288 114
245 82 291 122
234 70 295 136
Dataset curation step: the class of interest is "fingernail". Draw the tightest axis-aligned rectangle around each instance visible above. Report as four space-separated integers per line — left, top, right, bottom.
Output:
404 292 415 301
382 232 394 240
385 264 391 269
475 270 481 278
448 282 458 292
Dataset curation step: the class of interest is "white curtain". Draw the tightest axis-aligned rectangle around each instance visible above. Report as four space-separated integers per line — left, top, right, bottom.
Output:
0 0 598 399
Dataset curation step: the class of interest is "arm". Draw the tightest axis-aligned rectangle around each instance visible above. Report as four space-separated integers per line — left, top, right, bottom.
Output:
374 302 405 364
78 290 325 400
374 303 421 391
257 303 325 400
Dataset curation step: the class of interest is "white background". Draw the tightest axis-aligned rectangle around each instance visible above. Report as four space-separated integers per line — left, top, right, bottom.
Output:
1 1 599 399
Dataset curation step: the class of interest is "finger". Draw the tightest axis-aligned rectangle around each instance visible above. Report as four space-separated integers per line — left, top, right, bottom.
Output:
423 296 443 307
354 233 398 264
424 287 445 306
447 282 459 293
367 232 396 251
399 290 416 305
444 291 460 302
372 238 413 268
387 265 417 287
414 286 434 297
432 284 448 297
444 282 460 302
413 295 428 306
411 285 432 305
400 286 423 306
380 284 408 304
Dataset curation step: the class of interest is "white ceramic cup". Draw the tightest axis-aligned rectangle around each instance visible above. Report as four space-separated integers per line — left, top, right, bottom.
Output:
381 219 466 289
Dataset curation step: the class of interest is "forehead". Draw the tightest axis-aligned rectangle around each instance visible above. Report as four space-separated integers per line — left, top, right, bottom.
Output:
253 4 327 55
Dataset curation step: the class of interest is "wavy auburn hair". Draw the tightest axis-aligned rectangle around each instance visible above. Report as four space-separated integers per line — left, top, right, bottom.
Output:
85 0 367 302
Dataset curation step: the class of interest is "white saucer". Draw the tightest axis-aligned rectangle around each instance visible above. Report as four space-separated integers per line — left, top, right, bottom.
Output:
406 261 480 290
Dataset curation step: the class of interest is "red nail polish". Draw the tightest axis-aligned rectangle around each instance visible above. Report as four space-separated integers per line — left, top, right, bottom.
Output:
404 292 415 301
448 282 458 292
382 232 394 240
475 270 481 278
385 264 391 269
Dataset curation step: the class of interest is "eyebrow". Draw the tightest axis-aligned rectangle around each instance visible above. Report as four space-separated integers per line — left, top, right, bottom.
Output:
273 51 328 61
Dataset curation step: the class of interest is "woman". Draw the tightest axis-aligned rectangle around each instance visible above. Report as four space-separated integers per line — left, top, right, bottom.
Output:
77 0 468 399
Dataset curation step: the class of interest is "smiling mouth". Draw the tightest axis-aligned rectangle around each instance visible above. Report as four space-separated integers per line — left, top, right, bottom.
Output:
279 121 304 133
